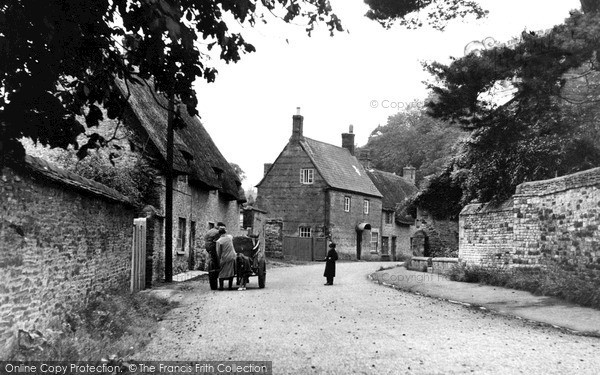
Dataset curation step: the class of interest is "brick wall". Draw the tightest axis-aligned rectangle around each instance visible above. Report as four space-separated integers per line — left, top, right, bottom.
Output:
0 159 136 358
460 167 600 275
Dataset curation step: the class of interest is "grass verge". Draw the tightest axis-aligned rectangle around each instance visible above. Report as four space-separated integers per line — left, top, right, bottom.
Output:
447 262 600 309
10 288 175 361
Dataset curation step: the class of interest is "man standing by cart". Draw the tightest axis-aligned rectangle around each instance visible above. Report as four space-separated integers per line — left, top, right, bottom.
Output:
204 222 225 290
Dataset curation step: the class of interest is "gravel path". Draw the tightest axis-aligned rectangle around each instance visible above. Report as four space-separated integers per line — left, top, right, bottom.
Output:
136 262 600 374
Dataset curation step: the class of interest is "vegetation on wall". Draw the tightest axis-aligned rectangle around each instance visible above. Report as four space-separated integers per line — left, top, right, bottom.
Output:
402 1 600 218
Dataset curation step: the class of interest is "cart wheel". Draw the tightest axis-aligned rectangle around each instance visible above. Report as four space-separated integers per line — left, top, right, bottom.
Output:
258 271 266 289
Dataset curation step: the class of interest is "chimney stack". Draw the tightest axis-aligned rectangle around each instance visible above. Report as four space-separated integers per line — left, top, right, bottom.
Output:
358 149 372 169
341 125 355 156
291 107 304 142
403 166 416 185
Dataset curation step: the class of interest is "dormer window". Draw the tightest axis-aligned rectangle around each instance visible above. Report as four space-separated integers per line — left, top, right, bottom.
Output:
300 168 314 184
212 166 224 180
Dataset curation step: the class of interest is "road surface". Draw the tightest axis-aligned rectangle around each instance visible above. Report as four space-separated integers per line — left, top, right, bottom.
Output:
136 262 600 374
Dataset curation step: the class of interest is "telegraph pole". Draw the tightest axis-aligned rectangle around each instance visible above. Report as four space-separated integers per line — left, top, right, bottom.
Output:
164 87 175 282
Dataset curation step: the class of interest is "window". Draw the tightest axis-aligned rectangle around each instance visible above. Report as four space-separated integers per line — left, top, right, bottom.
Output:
299 226 312 238
385 211 394 224
177 218 187 253
370 231 378 253
344 196 351 212
363 199 370 215
300 168 314 184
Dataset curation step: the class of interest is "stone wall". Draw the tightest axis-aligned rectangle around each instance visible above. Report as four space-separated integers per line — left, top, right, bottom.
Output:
256 142 328 238
460 167 600 275
265 219 284 258
327 190 383 260
152 176 241 278
459 199 514 267
415 209 458 257
0 157 136 358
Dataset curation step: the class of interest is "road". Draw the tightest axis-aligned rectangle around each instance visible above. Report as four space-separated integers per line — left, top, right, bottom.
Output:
136 262 600 374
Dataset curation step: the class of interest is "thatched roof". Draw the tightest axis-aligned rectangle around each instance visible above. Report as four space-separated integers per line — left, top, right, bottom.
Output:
117 78 243 201
366 169 417 224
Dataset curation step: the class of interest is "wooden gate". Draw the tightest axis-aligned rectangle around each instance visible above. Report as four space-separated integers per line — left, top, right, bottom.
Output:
283 236 328 261
131 218 147 293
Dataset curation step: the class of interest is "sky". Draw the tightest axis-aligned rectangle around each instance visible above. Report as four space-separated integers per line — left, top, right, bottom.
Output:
194 0 582 191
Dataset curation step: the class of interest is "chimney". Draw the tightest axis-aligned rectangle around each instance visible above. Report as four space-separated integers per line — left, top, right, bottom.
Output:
291 107 304 142
358 149 372 169
341 124 355 156
264 163 272 176
403 166 416 185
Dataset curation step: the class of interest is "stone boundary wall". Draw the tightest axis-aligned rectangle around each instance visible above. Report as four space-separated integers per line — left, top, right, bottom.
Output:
459 199 514 267
460 167 600 274
0 157 136 358
408 257 458 274
264 219 283 258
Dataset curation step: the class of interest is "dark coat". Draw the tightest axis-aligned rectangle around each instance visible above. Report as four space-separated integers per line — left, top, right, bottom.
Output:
323 248 338 278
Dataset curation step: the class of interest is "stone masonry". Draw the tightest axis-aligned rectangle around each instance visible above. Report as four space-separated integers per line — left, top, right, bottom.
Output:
0 157 136 358
460 167 600 275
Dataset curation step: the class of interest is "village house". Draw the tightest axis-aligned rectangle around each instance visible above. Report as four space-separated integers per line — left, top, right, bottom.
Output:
115 79 245 280
255 109 417 260
23 78 246 283
365 167 418 260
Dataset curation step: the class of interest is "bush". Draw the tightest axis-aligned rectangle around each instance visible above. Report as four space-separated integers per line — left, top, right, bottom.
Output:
447 261 600 309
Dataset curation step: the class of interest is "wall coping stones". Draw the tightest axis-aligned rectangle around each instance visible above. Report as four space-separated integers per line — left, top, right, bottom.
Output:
6 155 134 206
460 198 514 216
515 166 600 197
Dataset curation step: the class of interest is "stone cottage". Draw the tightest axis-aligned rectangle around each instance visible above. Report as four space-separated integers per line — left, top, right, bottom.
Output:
116 79 246 279
256 109 417 260
365 168 418 260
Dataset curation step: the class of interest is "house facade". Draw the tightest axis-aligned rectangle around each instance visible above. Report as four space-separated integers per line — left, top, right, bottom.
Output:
257 109 417 260
24 79 246 282
366 168 418 260
118 80 245 278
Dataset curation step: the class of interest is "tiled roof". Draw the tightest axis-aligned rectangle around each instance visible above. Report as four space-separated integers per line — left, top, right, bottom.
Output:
300 138 382 198
116 78 243 201
20 155 133 205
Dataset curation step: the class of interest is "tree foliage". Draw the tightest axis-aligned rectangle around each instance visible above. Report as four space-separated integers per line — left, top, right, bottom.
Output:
360 101 464 184
0 0 344 162
363 0 487 30
419 4 600 212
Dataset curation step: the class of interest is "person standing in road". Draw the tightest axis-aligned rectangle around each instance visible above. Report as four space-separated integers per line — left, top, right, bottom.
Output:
216 226 236 290
323 243 338 285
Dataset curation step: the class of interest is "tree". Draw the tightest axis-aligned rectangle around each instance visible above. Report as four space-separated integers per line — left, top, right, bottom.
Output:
363 0 487 30
230 162 246 182
359 100 464 184
0 0 346 163
421 3 600 206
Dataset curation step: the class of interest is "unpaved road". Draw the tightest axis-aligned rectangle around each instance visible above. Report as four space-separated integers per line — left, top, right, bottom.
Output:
137 262 600 374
